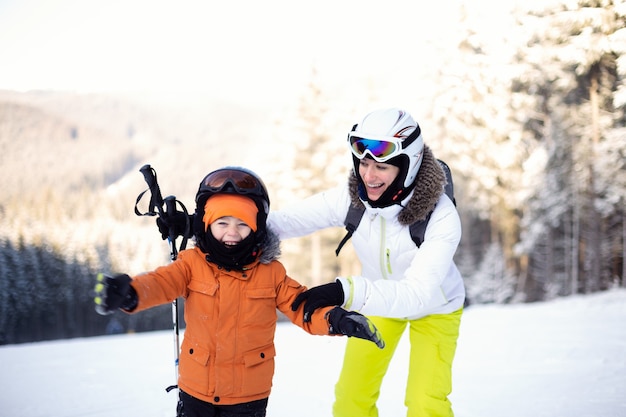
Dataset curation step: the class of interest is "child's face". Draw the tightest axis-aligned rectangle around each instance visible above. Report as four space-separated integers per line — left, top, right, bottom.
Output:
209 216 253 244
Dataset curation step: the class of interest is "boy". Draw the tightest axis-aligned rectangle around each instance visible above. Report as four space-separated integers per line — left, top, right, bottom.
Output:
94 166 383 417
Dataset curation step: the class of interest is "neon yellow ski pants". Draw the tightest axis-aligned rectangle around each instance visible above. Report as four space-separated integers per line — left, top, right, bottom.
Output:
333 308 462 417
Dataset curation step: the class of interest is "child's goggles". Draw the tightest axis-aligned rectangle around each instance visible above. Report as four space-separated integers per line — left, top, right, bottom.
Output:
198 168 265 199
348 133 405 163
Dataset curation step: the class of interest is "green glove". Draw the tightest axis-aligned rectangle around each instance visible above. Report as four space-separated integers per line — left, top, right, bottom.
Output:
94 273 137 315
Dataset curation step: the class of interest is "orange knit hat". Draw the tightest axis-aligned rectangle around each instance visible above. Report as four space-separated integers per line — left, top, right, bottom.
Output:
202 194 258 232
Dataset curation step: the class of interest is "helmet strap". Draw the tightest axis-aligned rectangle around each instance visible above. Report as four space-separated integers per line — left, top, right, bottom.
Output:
401 125 422 149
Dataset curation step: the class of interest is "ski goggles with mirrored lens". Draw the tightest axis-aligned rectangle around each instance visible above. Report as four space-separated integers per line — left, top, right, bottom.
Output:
199 168 265 198
348 125 422 163
348 134 404 162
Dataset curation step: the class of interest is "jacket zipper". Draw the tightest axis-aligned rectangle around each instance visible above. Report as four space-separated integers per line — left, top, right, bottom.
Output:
379 216 391 279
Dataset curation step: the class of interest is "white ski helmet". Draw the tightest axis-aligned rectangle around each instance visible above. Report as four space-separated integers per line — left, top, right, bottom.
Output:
348 108 424 190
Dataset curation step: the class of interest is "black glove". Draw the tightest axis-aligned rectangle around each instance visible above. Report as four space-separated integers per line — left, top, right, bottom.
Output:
156 212 193 241
291 281 344 322
94 273 138 315
326 307 385 349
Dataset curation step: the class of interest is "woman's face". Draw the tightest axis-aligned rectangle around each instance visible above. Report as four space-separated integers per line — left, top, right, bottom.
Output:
358 158 400 202
209 216 252 244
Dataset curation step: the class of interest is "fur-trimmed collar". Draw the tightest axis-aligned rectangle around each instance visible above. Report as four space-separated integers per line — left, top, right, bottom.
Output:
257 227 281 264
348 145 446 225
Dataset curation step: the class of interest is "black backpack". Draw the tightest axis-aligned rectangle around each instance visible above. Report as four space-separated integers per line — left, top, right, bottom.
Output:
335 160 455 256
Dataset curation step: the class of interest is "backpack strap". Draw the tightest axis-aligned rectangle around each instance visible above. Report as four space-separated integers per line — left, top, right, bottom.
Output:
337 204 431 253
408 212 432 248
408 160 453 247
336 204 365 256
404 159 455 247
438 159 456 206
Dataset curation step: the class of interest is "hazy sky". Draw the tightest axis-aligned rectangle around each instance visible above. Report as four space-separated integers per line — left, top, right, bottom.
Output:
0 0 525 107
0 1 454 103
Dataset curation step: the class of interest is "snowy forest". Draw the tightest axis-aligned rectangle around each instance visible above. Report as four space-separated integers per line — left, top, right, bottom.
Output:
1 0 625 345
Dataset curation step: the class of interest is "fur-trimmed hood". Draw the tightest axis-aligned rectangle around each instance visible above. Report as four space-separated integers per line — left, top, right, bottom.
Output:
257 227 281 264
348 145 446 225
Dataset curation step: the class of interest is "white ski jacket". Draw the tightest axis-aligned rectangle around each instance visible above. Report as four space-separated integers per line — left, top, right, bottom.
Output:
268 146 465 320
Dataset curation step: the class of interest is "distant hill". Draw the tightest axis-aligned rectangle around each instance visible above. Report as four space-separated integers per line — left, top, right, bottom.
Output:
0 88 288 303
0 89 274 205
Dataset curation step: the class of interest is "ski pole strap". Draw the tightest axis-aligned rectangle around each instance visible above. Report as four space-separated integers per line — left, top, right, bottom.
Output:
134 188 157 217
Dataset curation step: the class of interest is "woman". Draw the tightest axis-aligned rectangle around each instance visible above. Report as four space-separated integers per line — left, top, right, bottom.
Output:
268 108 465 417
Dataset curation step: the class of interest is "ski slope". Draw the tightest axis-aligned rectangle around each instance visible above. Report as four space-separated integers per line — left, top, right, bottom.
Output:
2 289 625 417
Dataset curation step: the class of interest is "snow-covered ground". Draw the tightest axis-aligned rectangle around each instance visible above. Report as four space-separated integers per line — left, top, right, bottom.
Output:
2 289 625 417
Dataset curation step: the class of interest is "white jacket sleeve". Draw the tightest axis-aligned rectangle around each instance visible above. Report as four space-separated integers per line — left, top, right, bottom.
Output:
267 184 350 239
337 197 463 318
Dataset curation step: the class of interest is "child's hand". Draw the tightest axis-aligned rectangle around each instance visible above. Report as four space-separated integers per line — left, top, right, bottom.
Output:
94 273 137 315
326 307 385 349
156 212 194 240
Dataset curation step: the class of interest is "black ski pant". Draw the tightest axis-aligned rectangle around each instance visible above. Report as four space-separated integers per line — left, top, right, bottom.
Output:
177 389 268 417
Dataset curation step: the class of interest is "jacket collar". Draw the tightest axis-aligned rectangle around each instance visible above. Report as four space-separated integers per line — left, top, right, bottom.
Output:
257 227 281 264
233 228 282 271
194 227 281 275
348 145 446 226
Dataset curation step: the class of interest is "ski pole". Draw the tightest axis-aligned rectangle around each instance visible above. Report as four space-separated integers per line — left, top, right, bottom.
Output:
164 195 180 393
136 164 185 393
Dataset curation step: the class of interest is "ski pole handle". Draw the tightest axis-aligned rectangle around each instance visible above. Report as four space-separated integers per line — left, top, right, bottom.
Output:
164 195 177 218
164 195 179 261
139 164 165 216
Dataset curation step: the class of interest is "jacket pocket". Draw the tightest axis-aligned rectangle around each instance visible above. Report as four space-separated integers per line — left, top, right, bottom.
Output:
241 343 276 395
244 287 277 331
188 279 218 296
246 287 276 299
179 338 211 394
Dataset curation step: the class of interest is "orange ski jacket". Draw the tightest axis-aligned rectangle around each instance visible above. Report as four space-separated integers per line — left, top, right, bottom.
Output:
129 234 334 405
